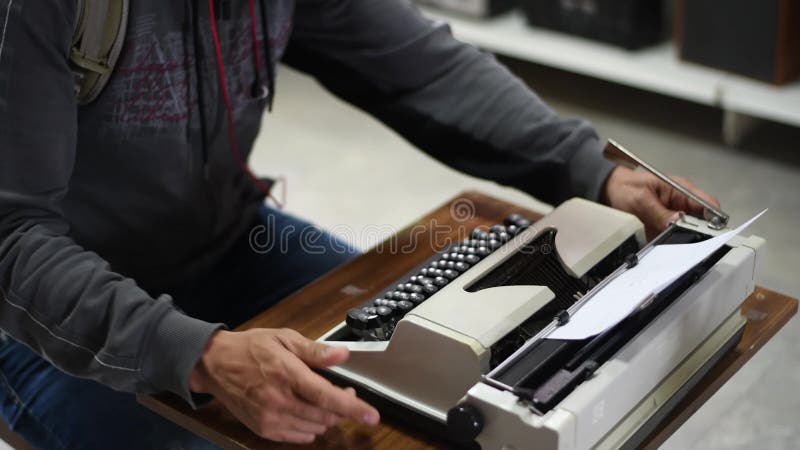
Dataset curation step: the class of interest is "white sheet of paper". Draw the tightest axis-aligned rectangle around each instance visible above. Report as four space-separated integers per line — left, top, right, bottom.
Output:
547 210 767 341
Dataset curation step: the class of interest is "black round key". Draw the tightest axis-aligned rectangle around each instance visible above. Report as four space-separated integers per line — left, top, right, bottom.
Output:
409 292 425 304
431 261 441 269
505 214 523 226
414 276 434 285
472 229 489 240
465 254 480 264
469 239 480 247
396 300 414 313
404 283 423 294
488 232 498 241
507 224 519 235
422 283 439 294
445 261 456 269
516 218 531 229
374 298 386 306
376 306 393 318
453 253 466 262
393 291 410 301
443 269 459 279
476 240 487 248
442 253 451 261
420 268 431 276
433 276 449 286
488 239 501 250
476 246 490 256
490 224 506 234
432 268 445 277
464 247 476 254
362 306 377 314
346 308 372 330
384 291 395 300
498 232 510 242
455 262 470 272
397 284 406 291
385 300 398 309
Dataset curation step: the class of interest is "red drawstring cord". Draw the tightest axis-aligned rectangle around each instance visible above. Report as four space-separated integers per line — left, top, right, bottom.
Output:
246 0 263 79
207 0 284 208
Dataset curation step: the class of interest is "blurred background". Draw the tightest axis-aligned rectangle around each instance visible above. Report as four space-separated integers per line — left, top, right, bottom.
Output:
248 1 799 449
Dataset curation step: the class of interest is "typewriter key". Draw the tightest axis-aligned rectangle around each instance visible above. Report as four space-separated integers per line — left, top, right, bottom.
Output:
445 261 456 269
490 224 506 234
488 239 501 250
488 232 498 241
516 218 531 229
433 276 449 286
465 254 481 264
408 293 425 304
505 213 522 226
476 246 490 256
414 276 434 285
443 269 459 279
346 308 371 330
464 247 476 254
376 306 393 318
454 262 470 272
498 232 510 242
441 253 451 261
422 283 438 294
393 291 410 301
396 300 414 312
404 283 423 294
507 224 519 235
385 300 398 309
472 229 489 240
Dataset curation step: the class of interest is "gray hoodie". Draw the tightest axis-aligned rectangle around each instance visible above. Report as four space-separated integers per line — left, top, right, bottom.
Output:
0 0 616 405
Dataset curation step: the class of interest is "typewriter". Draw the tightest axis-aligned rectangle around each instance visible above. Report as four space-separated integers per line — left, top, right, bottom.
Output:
318 141 763 449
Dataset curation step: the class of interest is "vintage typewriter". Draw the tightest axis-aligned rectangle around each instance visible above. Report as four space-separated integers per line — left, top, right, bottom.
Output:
319 141 763 449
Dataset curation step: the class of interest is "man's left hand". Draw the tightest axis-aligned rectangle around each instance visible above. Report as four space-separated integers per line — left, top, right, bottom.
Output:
601 166 721 240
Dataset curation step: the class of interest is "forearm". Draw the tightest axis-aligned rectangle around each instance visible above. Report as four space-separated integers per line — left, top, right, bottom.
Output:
286 0 617 204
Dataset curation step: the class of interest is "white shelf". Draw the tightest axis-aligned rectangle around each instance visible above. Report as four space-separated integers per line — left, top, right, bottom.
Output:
422 8 800 129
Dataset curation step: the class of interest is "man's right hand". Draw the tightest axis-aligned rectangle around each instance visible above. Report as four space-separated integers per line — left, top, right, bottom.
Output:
189 328 380 444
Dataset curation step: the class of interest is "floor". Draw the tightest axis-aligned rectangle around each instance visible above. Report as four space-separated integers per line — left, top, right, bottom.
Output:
3 55 799 450
250 60 800 449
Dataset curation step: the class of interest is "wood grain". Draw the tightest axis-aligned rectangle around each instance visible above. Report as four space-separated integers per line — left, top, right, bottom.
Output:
139 191 797 450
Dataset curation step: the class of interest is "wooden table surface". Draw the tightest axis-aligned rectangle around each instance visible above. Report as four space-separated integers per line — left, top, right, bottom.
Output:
139 191 798 450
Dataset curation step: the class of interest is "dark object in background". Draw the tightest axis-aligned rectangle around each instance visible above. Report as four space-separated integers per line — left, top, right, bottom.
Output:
522 0 665 50
415 0 518 18
675 0 800 85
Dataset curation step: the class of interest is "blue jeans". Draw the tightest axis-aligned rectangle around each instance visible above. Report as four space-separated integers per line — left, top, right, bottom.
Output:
0 206 359 449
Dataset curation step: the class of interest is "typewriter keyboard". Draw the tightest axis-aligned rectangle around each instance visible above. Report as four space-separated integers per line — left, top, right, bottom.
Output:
344 214 532 341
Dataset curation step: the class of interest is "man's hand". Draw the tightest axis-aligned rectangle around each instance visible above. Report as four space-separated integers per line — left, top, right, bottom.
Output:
602 166 721 240
189 328 380 444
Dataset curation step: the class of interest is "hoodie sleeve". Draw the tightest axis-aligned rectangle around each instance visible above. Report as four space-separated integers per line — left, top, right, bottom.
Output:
0 0 221 405
284 0 617 205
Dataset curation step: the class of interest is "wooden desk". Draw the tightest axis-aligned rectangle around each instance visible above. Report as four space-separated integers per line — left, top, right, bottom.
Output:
139 191 798 450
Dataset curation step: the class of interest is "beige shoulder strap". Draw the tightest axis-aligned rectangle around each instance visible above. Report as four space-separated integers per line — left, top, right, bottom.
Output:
70 0 129 105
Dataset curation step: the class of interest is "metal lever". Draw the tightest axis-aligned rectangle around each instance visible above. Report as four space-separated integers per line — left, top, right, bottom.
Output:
603 139 729 230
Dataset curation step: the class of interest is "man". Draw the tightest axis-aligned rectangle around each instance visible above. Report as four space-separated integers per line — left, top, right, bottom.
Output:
0 0 718 448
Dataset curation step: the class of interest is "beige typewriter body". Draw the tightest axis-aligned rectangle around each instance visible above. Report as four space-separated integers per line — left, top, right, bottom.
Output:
319 198 762 450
